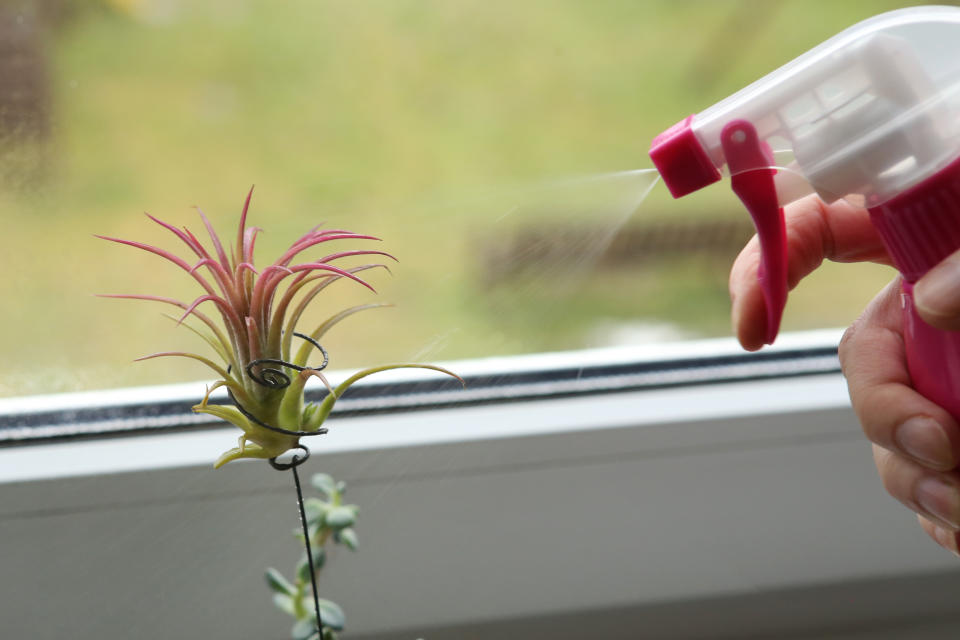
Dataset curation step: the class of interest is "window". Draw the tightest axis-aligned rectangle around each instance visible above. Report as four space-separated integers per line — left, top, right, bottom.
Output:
1 0 899 398
4 3 957 638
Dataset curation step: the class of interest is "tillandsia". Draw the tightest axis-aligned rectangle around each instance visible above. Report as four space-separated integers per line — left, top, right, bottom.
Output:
99 188 462 468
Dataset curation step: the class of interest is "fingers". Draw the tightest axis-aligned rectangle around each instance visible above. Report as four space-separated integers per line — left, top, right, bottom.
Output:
729 194 891 350
840 280 960 470
915 249 960 330
918 514 960 556
874 445 960 532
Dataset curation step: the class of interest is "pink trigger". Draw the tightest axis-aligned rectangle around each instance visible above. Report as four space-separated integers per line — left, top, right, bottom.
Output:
720 120 788 345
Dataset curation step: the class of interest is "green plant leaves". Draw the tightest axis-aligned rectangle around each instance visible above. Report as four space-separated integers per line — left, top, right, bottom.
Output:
265 568 296 596
324 506 357 529
291 618 319 640
337 528 358 551
302 403 320 427
193 403 253 434
296 560 312 584
311 474 337 498
302 363 464 432
269 473 358 638
273 594 296 616
316 599 346 631
296 549 326 582
304 497 329 526
290 599 346 639
293 303 394 368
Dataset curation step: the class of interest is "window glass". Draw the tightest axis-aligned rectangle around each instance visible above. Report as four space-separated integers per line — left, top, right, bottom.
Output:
1 0 905 396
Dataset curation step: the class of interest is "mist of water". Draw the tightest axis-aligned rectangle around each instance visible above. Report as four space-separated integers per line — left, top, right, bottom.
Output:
403 167 664 364
478 168 661 291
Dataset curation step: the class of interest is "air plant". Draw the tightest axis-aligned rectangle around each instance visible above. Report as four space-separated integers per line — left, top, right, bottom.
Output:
99 188 461 468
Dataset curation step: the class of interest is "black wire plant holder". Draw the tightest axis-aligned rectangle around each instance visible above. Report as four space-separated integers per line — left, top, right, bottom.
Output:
228 332 332 438
269 446 323 639
230 332 334 639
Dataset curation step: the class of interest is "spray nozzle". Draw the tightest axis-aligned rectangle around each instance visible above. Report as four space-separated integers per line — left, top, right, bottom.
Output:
649 115 721 198
649 5 960 344
651 6 960 203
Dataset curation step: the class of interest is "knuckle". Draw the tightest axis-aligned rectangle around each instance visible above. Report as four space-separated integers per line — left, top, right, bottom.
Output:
838 318 861 370
856 386 887 443
873 445 902 496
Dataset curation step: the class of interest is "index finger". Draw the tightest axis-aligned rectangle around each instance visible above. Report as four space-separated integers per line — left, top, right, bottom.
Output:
729 194 892 351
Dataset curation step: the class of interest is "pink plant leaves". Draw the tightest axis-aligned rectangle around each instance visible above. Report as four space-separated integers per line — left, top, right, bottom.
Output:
101 188 459 466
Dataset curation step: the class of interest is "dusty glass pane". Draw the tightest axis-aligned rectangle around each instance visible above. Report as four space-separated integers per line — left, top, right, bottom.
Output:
1 0 900 396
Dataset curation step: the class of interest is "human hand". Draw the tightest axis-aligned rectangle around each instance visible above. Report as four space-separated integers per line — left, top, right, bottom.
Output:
729 194 960 555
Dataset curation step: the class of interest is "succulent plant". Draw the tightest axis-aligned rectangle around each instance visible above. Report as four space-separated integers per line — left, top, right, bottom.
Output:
100 188 461 467
266 472 357 640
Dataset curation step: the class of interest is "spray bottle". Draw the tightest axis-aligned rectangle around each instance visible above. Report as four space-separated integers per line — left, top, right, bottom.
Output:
650 5 960 418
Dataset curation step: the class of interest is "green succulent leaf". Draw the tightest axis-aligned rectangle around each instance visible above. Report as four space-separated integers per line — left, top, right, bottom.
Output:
291 600 345 637
296 548 326 582
265 568 296 596
312 599 346 631
291 618 320 640
304 498 329 525
273 593 296 616
296 560 311 584
337 527 358 551
312 548 327 570
333 527 360 551
311 474 337 498
324 506 357 529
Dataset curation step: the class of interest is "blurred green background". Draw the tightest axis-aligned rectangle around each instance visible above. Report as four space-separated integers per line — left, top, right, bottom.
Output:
0 0 925 396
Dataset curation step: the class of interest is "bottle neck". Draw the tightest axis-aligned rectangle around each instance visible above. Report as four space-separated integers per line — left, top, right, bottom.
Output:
868 154 960 283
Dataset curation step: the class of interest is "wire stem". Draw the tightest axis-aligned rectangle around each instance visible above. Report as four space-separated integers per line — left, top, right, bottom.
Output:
292 454 324 637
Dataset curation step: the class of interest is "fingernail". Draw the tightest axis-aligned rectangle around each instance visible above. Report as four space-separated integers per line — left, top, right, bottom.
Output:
915 256 960 318
916 477 960 530
731 299 747 346
895 417 954 468
931 525 960 556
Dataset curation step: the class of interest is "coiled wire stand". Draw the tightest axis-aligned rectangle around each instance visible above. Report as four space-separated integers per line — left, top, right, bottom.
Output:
269 446 323 639
233 333 331 639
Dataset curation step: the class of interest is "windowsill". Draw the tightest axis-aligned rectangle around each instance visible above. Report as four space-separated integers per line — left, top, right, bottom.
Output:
0 329 845 482
4 329 959 638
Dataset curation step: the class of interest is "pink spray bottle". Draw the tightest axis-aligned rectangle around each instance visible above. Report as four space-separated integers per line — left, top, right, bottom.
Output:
650 5 960 418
